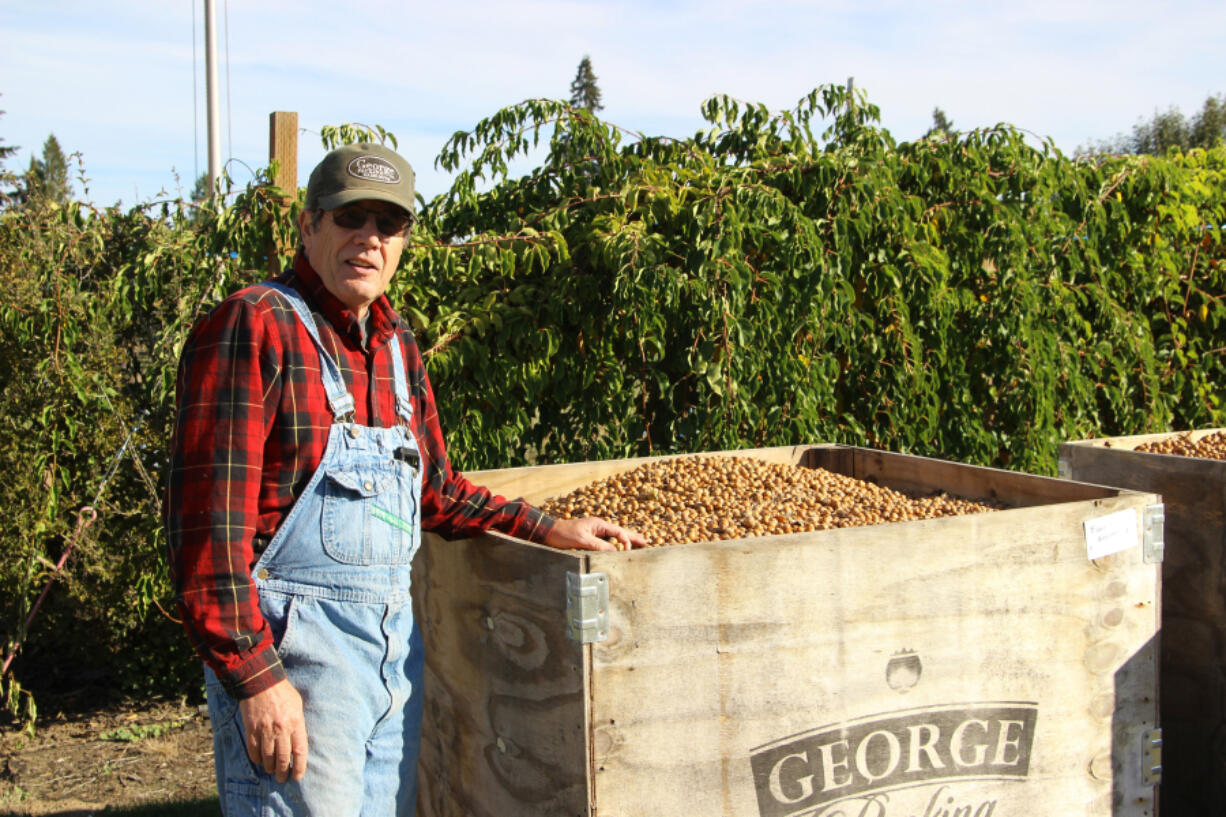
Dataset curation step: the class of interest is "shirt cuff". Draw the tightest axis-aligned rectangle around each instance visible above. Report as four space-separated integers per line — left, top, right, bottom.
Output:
523 507 556 545
220 648 289 699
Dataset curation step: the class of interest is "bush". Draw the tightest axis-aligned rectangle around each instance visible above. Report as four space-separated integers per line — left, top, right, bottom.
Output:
0 86 1222 720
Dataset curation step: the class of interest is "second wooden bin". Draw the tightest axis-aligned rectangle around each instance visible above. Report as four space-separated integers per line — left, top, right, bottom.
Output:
1061 429 1226 817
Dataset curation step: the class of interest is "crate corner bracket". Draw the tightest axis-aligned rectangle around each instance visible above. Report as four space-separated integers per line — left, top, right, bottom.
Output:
1143 504 1164 564
566 570 609 643
1143 727 1162 785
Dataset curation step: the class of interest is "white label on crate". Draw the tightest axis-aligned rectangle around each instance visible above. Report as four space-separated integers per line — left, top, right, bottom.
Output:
1084 509 1138 560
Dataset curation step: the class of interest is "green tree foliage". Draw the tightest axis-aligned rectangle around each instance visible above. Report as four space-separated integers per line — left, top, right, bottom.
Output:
415 87 1224 472
568 55 604 112
1191 94 1226 149
1082 92 1226 155
0 179 293 720
0 97 20 208
0 86 1223 722
190 172 213 202
22 133 72 204
925 107 955 138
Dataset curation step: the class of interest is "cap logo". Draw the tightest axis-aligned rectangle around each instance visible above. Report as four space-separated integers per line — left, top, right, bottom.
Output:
347 155 400 185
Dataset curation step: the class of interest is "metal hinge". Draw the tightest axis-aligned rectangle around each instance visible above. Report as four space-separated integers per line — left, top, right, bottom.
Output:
1143 504 1165 564
1143 728 1163 785
566 571 609 643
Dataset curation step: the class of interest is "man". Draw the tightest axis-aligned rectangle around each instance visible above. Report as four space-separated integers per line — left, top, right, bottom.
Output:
166 142 644 816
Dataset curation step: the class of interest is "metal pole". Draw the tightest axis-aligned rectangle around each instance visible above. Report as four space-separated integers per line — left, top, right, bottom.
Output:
205 0 222 196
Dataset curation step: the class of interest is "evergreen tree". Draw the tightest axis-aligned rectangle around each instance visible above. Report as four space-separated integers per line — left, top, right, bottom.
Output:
0 108 15 165
1080 92 1225 155
1190 94 1226 149
27 133 71 203
569 56 604 112
0 97 19 208
191 172 212 202
925 107 955 139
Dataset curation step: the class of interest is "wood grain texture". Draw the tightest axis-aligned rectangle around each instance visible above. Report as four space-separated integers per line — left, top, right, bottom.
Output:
412 533 591 817
1063 430 1226 817
418 447 1160 817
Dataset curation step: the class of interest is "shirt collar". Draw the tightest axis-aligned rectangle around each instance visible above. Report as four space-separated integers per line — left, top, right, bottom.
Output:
291 251 401 349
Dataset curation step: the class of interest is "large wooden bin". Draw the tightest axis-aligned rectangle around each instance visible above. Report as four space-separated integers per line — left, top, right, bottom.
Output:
412 445 1161 817
1061 429 1226 817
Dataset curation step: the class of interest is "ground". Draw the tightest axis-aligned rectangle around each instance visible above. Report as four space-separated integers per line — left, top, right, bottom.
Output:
0 698 216 815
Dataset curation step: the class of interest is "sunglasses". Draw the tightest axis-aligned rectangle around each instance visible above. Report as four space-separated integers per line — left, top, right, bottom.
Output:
329 205 413 237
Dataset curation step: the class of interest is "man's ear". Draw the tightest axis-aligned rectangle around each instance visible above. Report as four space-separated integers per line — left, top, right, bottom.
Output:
297 208 314 241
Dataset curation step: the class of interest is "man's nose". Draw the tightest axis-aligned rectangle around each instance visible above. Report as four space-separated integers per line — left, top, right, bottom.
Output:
352 218 382 245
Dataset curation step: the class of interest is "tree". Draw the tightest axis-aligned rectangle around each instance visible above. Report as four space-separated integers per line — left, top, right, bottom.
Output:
1080 92 1226 155
0 107 15 165
0 97 19 208
191 172 212 202
24 133 72 204
1191 93 1226 149
568 56 604 112
925 107 955 139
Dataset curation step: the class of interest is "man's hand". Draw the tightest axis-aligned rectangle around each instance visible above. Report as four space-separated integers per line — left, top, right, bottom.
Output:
239 678 308 783
545 517 648 551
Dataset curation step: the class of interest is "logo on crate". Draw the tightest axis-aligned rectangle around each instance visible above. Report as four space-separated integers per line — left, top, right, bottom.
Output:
885 649 922 692
749 702 1037 817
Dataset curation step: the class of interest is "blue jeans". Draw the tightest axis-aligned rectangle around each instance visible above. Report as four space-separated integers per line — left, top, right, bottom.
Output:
206 602 424 816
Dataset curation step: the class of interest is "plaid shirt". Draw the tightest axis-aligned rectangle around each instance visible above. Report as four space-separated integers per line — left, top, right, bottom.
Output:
165 253 554 698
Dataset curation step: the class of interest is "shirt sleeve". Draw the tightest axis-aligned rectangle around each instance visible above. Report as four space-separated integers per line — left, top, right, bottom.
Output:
405 331 557 543
165 297 287 698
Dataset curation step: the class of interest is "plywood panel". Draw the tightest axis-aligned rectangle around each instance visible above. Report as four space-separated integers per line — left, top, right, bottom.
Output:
413 533 591 817
583 494 1157 816
1063 431 1226 817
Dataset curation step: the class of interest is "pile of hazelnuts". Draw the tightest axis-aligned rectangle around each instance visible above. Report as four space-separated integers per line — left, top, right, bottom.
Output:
541 455 1004 549
1134 430 1226 460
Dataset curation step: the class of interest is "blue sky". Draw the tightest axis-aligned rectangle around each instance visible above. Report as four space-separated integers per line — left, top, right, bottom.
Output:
3 1 1224 208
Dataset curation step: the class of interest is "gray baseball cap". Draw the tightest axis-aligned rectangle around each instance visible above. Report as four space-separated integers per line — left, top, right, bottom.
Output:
304 143 416 214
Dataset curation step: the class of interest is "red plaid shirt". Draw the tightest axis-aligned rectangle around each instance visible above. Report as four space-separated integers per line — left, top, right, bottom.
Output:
165 253 553 697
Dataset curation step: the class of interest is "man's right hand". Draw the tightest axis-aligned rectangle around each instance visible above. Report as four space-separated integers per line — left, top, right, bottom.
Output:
238 678 308 783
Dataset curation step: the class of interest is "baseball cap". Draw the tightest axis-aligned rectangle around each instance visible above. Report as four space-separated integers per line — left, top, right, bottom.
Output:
304 143 416 215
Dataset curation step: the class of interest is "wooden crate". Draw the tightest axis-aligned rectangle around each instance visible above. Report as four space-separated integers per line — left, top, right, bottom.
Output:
413 445 1161 817
1061 429 1226 817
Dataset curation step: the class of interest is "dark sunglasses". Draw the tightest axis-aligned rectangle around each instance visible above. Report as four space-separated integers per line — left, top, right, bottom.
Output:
329 205 413 237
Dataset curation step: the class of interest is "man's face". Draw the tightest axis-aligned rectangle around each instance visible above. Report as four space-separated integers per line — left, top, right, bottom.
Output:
298 200 410 318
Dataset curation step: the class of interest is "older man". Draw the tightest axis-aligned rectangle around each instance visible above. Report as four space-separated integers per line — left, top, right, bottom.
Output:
166 143 643 816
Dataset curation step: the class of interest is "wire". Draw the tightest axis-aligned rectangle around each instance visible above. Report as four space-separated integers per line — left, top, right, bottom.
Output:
224 0 233 173
192 0 199 190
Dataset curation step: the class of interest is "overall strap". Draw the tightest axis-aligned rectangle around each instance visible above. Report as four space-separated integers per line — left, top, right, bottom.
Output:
264 282 357 421
387 334 414 425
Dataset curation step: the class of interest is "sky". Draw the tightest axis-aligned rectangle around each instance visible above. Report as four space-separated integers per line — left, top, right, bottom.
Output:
2 1 1224 209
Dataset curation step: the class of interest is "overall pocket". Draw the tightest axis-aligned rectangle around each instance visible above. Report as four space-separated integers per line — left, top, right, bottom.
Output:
321 463 419 565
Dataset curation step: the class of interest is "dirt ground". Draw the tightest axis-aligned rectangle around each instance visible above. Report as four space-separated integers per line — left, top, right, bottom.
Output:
0 698 216 815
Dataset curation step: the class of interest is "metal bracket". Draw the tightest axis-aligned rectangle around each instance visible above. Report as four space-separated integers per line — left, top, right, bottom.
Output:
1143 504 1165 564
1143 728 1163 785
566 571 609 643
1056 458 1071 480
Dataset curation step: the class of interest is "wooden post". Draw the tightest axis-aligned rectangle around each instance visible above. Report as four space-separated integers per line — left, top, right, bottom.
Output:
268 111 298 274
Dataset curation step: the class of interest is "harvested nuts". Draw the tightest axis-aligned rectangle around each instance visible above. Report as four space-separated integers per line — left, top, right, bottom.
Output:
1134 430 1226 460
541 455 1004 547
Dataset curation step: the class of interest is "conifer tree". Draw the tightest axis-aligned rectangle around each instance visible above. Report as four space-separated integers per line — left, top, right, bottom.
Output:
569 56 604 112
0 97 18 207
924 107 955 139
1080 92 1226 155
26 133 71 204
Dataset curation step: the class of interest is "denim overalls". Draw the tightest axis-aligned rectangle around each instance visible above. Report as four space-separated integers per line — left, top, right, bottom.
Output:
205 283 425 816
